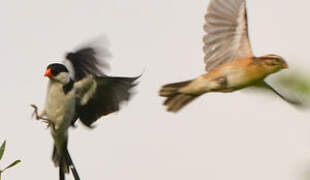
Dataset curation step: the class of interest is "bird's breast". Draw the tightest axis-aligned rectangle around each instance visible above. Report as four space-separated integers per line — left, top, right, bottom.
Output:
46 83 76 129
204 59 267 91
222 66 249 87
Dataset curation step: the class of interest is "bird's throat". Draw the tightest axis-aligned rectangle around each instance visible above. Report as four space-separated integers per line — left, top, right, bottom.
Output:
63 79 74 94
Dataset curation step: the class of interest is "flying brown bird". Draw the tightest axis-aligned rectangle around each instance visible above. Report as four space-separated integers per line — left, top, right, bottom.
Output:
159 0 299 112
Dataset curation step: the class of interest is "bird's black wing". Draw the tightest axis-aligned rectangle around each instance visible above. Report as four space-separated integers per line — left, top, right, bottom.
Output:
65 45 110 81
73 76 139 127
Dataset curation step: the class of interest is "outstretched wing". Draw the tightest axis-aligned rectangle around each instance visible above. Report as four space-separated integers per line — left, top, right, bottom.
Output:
203 0 253 71
73 76 139 127
64 43 110 81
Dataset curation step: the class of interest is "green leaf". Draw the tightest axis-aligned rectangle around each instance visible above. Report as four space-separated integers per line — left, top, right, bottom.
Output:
3 160 21 171
0 141 6 161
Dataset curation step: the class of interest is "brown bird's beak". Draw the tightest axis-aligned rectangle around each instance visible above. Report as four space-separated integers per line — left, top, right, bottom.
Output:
283 63 288 69
44 68 52 77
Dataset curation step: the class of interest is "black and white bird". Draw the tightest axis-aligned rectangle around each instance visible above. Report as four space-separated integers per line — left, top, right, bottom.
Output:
32 42 139 179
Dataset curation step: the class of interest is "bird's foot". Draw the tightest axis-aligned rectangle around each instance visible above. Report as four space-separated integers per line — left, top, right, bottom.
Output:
40 119 55 129
30 104 55 129
30 104 41 120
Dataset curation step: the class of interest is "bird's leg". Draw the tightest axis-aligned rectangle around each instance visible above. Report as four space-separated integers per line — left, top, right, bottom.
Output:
30 104 55 129
30 104 41 119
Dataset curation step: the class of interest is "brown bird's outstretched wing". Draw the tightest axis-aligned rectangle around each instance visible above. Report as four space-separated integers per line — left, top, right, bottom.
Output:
203 0 253 71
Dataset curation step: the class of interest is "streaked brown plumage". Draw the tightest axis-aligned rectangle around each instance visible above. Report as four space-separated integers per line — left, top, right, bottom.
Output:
159 0 296 112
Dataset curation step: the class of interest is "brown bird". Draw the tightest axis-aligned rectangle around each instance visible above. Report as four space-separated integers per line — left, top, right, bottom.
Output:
159 0 298 112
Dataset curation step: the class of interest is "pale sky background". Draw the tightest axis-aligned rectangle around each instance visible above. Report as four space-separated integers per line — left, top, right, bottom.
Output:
1 0 310 179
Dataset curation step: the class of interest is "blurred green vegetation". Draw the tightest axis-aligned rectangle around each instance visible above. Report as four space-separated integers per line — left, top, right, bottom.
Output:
276 72 310 94
270 69 310 107
0 141 21 180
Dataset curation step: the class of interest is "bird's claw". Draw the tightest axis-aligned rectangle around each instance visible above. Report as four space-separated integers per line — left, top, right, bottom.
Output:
30 104 40 120
30 104 55 129
41 119 54 129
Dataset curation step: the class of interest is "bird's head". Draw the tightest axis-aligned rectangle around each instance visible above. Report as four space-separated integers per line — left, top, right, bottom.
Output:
44 63 71 84
257 54 288 73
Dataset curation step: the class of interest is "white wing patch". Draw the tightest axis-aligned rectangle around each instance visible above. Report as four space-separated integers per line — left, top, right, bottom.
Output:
74 76 97 105
80 81 97 105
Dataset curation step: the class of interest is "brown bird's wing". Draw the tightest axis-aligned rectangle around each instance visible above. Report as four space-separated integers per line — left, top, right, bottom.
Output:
203 0 253 72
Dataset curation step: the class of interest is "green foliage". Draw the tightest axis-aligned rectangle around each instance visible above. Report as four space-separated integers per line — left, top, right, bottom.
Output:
276 73 310 94
3 160 21 171
0 141 21 180
270 70 310 107
0 141 5 161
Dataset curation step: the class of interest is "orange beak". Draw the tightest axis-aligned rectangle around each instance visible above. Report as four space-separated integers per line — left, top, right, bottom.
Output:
283 63 288 69
44 68 52 77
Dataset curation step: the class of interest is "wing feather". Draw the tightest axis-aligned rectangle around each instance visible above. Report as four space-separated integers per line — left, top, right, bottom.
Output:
203 0 253 71
74 76 139 127
64 39 138 127
64 42 110 81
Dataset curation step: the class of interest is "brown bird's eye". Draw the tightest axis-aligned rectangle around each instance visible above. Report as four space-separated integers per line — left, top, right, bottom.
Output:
265 60 280 66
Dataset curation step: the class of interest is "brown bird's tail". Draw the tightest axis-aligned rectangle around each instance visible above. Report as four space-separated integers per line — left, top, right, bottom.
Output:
159 80 199 112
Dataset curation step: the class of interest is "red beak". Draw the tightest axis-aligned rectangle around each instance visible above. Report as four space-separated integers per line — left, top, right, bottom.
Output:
44 68 52 77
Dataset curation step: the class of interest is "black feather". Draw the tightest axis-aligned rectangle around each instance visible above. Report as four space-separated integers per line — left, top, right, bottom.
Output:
47 63 69 76
66 47 109 81
63 79 74 94
72 76 139 127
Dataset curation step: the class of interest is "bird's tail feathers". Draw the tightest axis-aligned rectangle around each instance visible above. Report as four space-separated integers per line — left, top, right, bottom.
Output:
159 80 193 97
53 145 80 180
160 80 199 112
52 145 69 174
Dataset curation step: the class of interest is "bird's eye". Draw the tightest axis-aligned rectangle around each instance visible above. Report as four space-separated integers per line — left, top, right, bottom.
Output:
266 60 281 66
51 68 58 76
